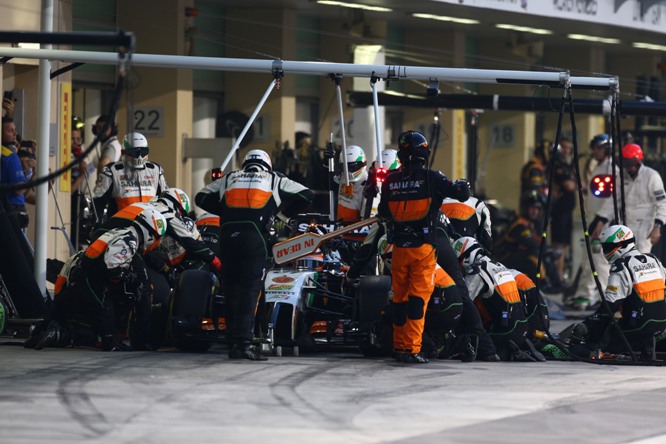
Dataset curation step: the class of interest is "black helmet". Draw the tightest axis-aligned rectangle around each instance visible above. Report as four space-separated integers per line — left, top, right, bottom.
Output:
520 190 545 211
397 130 430 165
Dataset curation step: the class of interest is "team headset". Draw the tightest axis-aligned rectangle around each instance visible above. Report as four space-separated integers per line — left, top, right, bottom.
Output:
92 118 118 137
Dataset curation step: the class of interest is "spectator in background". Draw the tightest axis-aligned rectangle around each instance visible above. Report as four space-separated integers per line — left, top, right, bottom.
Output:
549 138 576 291
2 94 14 118
520 140 548 196
2 115 18 152
1 117 33 229
92 114 122 174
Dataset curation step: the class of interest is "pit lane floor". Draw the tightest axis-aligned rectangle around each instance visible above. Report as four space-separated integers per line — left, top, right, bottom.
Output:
2 320 666 444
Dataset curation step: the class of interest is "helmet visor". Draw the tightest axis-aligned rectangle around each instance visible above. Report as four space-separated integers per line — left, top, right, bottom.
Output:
125 147 149 158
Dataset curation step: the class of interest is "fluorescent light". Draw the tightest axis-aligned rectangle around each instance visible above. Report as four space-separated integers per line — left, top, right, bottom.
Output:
317 1 392 12
632 42 666 52
567 34 620 44
495 24 552 35
17 42 40 49
412 13 479 25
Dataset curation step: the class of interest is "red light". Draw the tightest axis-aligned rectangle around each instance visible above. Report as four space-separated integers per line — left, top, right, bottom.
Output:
590 174 613 198
376 168 387 184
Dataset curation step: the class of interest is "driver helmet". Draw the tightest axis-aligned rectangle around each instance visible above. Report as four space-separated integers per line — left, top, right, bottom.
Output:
451 236 487 268
339 145 367 182
599 224 635 263
123 132 149 168
377 235 394 271
377 148 400 171
242 149 272 172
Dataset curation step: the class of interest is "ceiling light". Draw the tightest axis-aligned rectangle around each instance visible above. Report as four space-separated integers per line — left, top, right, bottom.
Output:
567 34 620 44
317 1 392 12
412 13 479 25
17 42 40 49
495 24 552 35
632 42 666 52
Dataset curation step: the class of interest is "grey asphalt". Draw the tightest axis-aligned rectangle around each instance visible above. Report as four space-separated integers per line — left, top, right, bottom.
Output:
2 319 666 444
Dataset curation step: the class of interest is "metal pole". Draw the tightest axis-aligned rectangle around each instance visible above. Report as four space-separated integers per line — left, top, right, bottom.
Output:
371 78 383 168
334 79 349 187
0 47 618 90
34 0 53 297
219 78 277 172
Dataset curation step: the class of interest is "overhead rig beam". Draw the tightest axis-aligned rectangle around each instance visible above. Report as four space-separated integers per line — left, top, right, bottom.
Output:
348 92 666 116
0 47 617 90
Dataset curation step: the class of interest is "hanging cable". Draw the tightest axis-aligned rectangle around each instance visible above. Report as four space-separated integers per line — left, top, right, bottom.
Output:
567 86 638 362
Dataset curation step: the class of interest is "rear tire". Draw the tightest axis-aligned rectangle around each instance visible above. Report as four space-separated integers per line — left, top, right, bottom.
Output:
357 275 391 322
171 269 218 353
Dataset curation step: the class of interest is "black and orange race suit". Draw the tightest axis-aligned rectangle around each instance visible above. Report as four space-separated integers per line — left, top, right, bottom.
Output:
196 169 313 346
378 167 468 354
496 215 542 282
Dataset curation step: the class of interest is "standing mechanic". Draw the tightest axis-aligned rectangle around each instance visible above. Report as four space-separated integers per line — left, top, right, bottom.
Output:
591 143 666 256
196 149 314 361
378 130 470 364
570 134 619 310
93 132 168 217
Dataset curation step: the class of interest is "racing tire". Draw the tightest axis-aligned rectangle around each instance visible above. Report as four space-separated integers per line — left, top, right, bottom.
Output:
146 269 171 349
171 269 217 353
357 275 391 323
173 269 217 317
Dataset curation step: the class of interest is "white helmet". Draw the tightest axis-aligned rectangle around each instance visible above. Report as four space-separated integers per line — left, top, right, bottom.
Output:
379 149 400 170
377 235 394 271
119 202 167 252
339 145 367 182
242 149 272 172
158 188 191 216
599 224 635 263
123 132 149 168
451 236 486 268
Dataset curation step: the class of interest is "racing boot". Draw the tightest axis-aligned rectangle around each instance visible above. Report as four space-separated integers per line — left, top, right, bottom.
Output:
524 338 547 362
229 341 268 361
24 321 48 349
101 334 133 352
401 353 429 364
34 321 68 350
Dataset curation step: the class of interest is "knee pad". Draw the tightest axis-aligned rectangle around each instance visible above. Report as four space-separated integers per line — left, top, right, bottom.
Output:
407 296 425 320
393 301 407 326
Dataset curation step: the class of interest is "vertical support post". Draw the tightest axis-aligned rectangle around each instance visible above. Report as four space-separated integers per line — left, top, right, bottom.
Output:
34 0 54 297
371 75 383 168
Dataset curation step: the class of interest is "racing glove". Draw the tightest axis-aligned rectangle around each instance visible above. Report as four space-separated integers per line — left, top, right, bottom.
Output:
324 141 336 160
210 256 223 273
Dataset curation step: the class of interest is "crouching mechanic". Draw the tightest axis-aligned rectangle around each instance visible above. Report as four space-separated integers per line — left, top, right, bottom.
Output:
90 189 222 274
32 206 167 351
378 130 470 364
571 225 666 360
196 149 314 361
452 237 545 361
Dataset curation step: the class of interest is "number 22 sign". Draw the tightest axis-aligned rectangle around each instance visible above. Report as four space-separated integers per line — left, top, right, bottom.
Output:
133 107 164 137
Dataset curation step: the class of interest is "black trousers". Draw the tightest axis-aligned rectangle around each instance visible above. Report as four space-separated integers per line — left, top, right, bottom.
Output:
436 234 497 357
220 225 268 344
